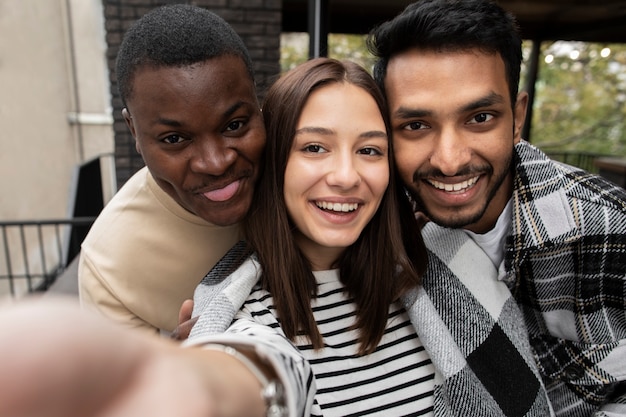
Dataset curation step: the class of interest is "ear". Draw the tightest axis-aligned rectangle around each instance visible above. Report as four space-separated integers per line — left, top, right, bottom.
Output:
513 92 528 144
122 108 141 155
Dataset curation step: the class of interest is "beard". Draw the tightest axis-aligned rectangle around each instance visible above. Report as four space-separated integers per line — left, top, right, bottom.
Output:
407 153 513 231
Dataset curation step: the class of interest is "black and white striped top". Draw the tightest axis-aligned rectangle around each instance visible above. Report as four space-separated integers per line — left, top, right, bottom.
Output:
234 269 435 417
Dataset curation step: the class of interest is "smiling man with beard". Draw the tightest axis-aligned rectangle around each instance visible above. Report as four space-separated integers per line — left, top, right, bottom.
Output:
368 0 626 415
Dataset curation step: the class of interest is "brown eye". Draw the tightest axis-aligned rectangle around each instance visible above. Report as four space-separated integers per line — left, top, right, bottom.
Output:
358 147 382 156
404 121 425 131
161 135 185 144
470 113 493 124
225 120 245 132
304 144 324 153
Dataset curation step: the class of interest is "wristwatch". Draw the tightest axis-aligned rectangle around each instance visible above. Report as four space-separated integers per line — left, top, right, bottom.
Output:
262 379 287 417
203 343 287 417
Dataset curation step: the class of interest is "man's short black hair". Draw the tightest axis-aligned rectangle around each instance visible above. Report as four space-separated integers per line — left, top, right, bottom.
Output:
116 4 254 106
367 0 523 107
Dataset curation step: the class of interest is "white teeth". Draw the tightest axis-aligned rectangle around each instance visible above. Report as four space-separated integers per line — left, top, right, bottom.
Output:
316 201 358 212
429 176 479 192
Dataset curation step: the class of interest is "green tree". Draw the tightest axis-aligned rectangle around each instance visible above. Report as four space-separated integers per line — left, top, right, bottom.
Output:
280 33 308 72
280 33 376 73
525 41 626 156
281 35 626 160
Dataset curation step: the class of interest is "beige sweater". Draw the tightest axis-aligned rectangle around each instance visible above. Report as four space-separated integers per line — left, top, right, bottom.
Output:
78 167 240 334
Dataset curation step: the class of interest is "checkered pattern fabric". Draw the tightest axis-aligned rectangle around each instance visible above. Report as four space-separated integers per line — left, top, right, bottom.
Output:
503 141 626 416
419 225 553 416
189 234 554 416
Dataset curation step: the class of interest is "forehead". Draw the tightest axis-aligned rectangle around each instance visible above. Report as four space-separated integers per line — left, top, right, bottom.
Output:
297 82 384 127
385 49 511 106
126 55 256 106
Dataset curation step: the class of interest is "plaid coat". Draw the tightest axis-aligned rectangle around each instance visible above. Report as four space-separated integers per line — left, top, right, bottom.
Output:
506 141 626 416
188 236 553 416
424 141 626 416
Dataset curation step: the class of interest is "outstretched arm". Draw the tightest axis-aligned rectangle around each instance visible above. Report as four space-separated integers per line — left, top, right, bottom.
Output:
0 297 266 417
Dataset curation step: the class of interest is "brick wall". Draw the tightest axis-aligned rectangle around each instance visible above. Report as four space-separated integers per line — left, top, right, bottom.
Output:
103 0 282 187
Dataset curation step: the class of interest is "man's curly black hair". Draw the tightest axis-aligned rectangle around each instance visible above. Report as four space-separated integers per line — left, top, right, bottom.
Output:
116 4 254 107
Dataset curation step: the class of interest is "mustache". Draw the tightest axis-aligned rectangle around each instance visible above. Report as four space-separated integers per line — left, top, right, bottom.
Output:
187 167 253 194
412 166 492 183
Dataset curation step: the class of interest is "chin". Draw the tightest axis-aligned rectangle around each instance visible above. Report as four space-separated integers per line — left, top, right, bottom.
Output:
325 237 359 249
200 209 247 227
427 209 483 230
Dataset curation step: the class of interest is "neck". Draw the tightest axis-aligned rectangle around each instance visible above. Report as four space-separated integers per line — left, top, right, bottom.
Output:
294 235 345 271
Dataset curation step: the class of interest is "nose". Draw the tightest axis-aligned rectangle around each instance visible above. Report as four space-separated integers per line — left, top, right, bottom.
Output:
429 128 471 176
326 152 361 189
189 137 237 176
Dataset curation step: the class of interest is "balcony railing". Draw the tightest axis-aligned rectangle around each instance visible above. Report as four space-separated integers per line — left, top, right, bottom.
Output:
0 217 96 299
544 151 607 174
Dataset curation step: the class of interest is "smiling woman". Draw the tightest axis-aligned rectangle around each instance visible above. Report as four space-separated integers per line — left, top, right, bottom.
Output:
284 81 390 269
236 57 426 352
189 57 432 416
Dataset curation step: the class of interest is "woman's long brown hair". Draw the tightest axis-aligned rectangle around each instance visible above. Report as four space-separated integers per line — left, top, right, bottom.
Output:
243 58 427 355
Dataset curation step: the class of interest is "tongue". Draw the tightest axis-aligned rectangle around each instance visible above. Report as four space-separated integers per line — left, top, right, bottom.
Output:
203 181 239 202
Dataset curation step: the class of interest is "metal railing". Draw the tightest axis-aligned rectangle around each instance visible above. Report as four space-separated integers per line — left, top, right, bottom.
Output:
0 217 96 298
544 151 608 174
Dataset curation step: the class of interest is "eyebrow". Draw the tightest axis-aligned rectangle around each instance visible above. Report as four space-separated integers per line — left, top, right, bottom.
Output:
154 101 249 127
360 130 388 139
392 91 506 120
460 92 506 113
295 126 387 139
393 107 431 120
295 126 333 136
154 117 182 128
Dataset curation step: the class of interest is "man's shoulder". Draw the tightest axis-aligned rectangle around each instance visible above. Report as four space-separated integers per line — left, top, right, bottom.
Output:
81 167 174 250
552 161 626 219
514 141 626 213
108 166 153 205
94 167 152 216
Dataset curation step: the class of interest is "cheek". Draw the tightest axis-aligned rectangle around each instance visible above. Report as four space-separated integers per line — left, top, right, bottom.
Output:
242 119 267 161
283 163 300 211
480 138 513 168
142 150 186 182
282 181 302 231
393 144 420 180
246 133 267 162
367 166 390 201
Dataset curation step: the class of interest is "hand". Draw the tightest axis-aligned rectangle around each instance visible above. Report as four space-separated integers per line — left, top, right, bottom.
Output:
171 298 198 341
0 297 263 417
